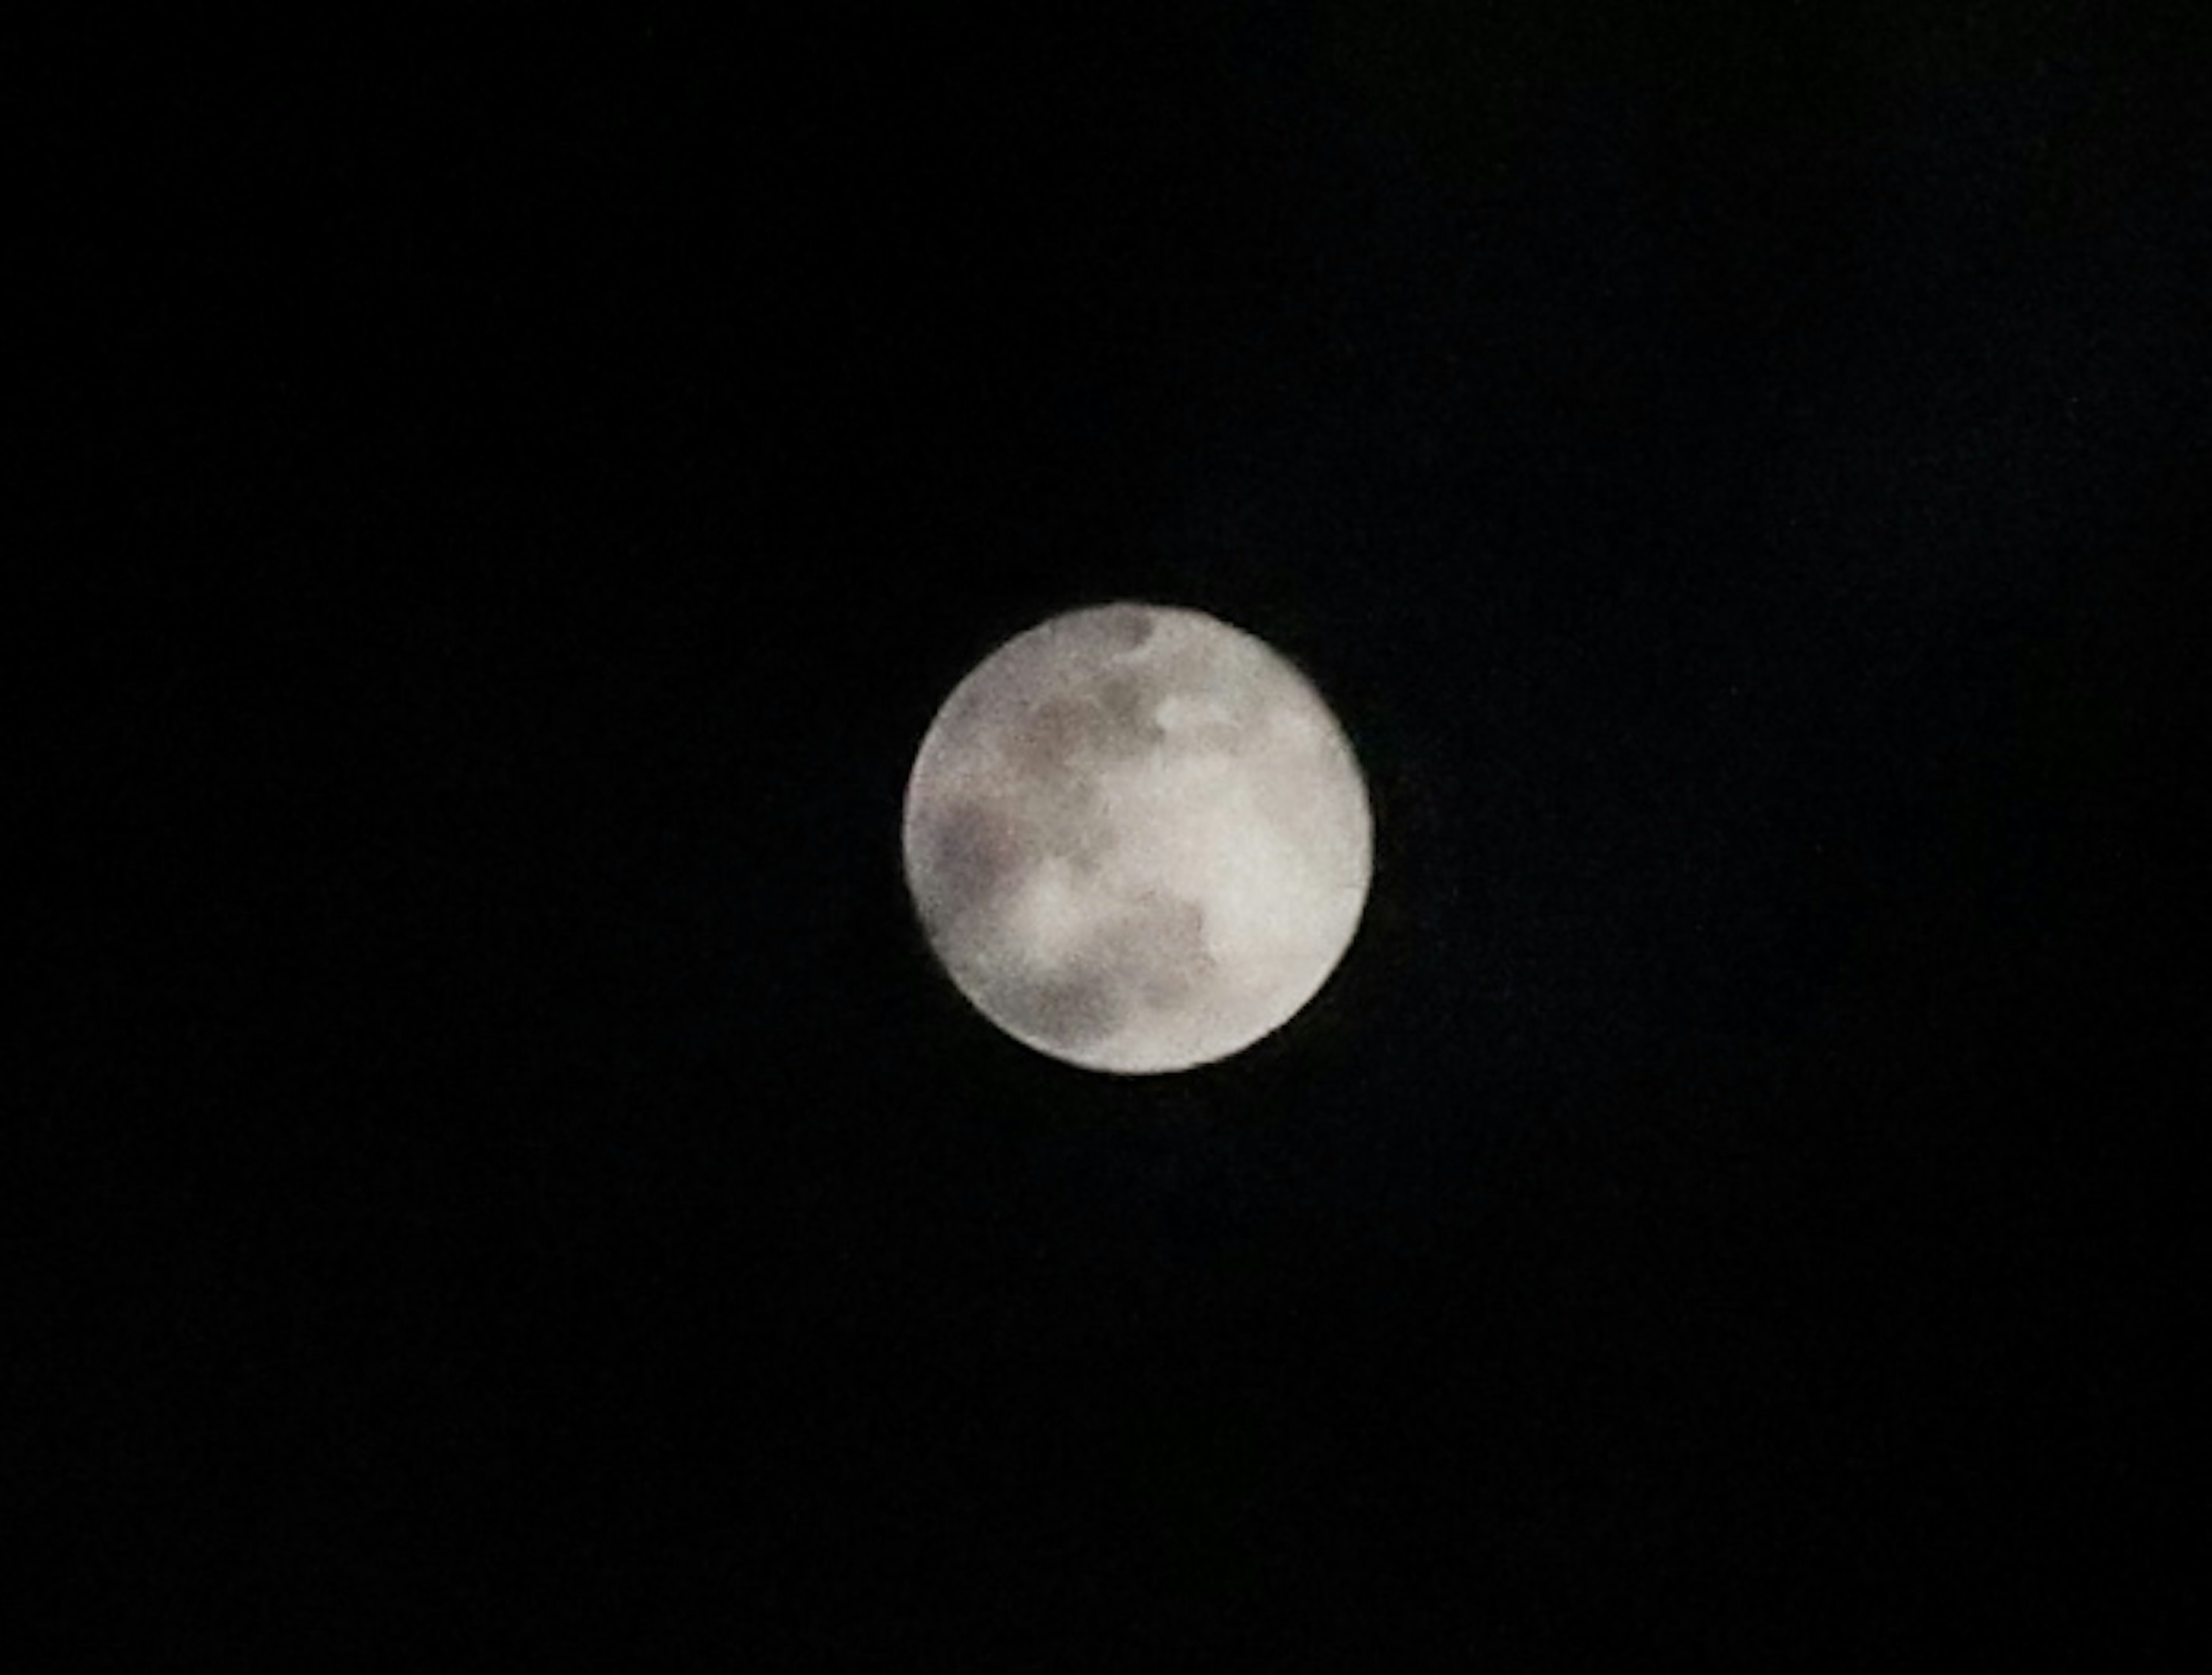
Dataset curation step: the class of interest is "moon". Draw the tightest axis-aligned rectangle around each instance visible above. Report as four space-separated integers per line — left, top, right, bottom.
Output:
902 603 1372 1074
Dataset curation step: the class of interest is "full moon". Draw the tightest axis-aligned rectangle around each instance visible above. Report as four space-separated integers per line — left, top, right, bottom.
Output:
902 603 1372 1074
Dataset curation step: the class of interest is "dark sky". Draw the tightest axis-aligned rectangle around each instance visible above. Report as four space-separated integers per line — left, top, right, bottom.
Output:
37 3 2200 1664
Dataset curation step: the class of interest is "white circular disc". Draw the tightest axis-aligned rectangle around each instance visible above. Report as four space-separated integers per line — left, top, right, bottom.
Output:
902 602 1372 1074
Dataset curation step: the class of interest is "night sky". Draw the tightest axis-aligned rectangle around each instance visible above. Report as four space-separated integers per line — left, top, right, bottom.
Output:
37 3 2200 1663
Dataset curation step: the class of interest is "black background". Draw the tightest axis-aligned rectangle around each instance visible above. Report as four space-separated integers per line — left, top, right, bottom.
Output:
33 2 2202 1664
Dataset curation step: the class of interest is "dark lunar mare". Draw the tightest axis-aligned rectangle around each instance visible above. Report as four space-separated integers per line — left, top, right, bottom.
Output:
975 956 1126 1049
911 800 1033 935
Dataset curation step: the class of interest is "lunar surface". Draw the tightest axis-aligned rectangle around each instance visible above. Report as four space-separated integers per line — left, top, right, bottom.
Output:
902 603 1372 1073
